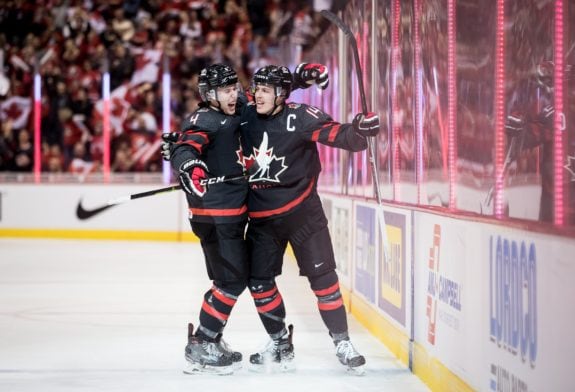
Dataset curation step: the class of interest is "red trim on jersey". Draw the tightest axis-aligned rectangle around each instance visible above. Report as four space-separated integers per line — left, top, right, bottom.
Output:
248 179 315 219
256 294 283 313
313 282 340 297
311 122 340 142
201 301 229 321
311 129 321 141
250 286 278 299
327 123 341 142
180 131 208 153
318 298 344 311
189 205 247 216
212 287 237 307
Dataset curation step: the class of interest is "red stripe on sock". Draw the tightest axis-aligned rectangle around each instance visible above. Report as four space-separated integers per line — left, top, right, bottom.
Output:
313 282 340 296
250 286 277 299
257 294 283 313
318 298 344 311
212 288 237 307
202 301 229 321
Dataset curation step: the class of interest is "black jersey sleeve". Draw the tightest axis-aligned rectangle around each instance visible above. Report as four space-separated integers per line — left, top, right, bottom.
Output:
295 104 367 152
170 108 217 170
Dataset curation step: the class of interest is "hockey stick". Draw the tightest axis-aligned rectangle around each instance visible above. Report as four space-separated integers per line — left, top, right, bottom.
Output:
321 10 390 262
481 134 523 213
76 165 258 220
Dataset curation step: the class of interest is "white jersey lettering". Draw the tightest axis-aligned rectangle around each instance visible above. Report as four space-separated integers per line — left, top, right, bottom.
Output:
305 106 321 119
287 114 296 132
189 114 200 125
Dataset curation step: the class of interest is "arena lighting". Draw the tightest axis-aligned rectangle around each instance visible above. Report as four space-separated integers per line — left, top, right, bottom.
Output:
553 0 565 226
391 0 401 200
162 60 171 184
414 0 423 204
33 73 41 183
102 72 111 182
493 0 506 218
447 0 457 209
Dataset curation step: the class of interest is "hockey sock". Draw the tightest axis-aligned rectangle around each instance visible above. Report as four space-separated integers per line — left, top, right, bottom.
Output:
197 282 245 341
308 271 348 335
249 278 286 336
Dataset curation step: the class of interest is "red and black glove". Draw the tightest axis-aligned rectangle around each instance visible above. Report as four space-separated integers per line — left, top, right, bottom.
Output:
178 159 209 198
294 63 329 90
352 112 380 137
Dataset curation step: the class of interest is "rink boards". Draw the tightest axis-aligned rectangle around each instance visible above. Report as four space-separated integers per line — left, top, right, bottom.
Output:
1 183 574 391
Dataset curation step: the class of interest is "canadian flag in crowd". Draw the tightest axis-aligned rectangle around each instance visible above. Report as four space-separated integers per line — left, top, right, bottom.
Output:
93 84 131 136
0 96 32 129
131 49 162 86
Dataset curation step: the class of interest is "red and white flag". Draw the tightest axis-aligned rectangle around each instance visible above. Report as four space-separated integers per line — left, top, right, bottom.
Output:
0 96 32 129
130 49 162 86
93 84 131 136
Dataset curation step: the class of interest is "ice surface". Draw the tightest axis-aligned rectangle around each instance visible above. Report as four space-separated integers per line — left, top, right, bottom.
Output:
0 239 429 392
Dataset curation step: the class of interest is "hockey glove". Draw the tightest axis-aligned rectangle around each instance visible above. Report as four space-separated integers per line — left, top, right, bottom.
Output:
178 159 209 198
353 112 380 137
537 105 555 129
161 132 180 161
294 63 329 90
504 114 525 138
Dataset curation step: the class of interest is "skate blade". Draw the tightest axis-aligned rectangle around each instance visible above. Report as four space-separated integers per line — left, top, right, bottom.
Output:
183 361 234 375
346 364 366 376
248 360 296 374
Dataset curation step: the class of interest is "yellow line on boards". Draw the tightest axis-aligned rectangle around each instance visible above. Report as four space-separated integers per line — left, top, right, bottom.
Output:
0 228 199 242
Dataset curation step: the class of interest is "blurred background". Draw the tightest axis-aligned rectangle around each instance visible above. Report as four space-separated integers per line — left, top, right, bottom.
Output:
1 0 574 228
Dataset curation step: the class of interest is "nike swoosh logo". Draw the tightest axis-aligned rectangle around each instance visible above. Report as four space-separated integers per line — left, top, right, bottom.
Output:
221 119 227 125
76 199 116 220
314 262 324 268
241 121 248 125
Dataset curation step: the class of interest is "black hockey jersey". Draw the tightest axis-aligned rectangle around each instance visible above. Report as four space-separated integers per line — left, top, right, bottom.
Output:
171 104 248 223
239 102 367 220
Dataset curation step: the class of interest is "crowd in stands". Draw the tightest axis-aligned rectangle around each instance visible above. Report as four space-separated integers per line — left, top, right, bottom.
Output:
0 0 340 175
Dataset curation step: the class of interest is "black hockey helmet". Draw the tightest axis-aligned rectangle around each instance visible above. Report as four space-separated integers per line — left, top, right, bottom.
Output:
252 65 293 99
198 64 238 102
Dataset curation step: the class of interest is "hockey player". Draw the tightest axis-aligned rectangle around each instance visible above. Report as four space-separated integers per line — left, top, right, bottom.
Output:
503 60 574 223
239 65 380 374
164 64 247 375
162 63 329 374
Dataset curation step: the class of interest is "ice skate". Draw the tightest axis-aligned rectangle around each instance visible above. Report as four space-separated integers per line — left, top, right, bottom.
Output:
249 324 295 372
217 335 243 369
334 339 366 375
183 323 234 375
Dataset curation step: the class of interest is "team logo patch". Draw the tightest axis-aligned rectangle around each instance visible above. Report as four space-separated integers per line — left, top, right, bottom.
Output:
238 132 287 183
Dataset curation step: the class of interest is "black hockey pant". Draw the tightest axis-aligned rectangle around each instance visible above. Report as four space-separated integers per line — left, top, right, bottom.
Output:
247 194 348 339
